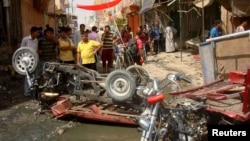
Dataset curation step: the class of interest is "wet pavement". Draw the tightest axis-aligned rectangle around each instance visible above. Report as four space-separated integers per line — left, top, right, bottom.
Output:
0 74 141 141
0 101 68 141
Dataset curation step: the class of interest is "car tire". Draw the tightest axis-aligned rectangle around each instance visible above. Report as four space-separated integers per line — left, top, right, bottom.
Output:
12 47 39 75
105 69 136 102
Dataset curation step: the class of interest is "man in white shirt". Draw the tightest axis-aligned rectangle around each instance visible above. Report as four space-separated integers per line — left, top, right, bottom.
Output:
20 26 39 97
97 27 104 44
20 26 39 51
235 18 248 32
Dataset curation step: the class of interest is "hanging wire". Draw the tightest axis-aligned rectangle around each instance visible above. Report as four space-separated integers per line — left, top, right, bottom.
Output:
155 9 173 22
107 1 124 45
177 7 202 16
95 0 124 45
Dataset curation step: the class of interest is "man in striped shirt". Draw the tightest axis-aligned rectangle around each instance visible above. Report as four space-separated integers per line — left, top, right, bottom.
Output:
101 25 120 73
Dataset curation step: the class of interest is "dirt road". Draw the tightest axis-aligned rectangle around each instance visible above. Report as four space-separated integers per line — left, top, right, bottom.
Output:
143 49 203 87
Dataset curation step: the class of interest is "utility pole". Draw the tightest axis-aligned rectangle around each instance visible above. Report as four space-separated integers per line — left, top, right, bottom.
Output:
54 0 56 35
71 0 74 23
201 0 205 41
72 0 74 15
179 0 183 61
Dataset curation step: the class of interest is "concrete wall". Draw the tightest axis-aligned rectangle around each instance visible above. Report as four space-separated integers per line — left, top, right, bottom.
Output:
204 31 250 80
21 0 44 36
21 0 61 37
215 34 250 75
201 31 250 83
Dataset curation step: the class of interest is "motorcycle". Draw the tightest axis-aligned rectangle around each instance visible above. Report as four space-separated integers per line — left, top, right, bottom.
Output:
137 72 208 141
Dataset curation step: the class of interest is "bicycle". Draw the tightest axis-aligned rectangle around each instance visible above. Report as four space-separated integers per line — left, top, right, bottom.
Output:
114 44 134 70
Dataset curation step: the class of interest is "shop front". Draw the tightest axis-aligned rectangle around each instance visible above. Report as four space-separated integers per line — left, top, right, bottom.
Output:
123 3 140 36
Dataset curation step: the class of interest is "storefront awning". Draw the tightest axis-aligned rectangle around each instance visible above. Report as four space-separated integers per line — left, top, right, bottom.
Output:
139 0 156 14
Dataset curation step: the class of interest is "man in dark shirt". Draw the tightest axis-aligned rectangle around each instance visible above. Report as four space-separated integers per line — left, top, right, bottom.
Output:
38 27 59 62
152 23 161 54
148 26 156 55
37 27 59 75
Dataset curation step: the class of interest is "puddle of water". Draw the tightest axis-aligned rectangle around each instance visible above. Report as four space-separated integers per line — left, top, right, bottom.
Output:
0 101 68 141
55 121 141 141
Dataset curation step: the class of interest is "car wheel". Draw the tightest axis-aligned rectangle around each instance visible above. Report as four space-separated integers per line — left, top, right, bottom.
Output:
12 47 39 75
105 69 136 102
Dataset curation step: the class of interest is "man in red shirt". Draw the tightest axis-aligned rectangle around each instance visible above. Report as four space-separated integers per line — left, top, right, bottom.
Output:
121 28 132 44
133 31 143 65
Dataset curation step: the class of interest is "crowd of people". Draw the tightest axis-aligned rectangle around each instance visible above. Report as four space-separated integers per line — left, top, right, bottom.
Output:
20 22 175 73
19 22 178 96
20 17 249 96
19 24 145 96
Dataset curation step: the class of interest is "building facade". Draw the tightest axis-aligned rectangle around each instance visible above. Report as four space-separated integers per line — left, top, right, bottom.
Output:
0 0 74 51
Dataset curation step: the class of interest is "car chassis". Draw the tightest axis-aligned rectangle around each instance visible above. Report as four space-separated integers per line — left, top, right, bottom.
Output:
12 47 153 124
12 47 250 126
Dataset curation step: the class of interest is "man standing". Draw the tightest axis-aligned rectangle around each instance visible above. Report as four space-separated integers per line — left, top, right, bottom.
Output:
74 24 86 46
101 25 119 73
165 22 177 53
21 26 39 51
97 27 104 44
235 18 248 32
77 32 102 70
209 20 222 38
88 26 101 70
88 26 101 42
121 28 132 44
20 26 39 97
152 23 161 54
58 27 75 64
38 27 59 63
147 26 156 55
37 27 59 108
133 31 143 65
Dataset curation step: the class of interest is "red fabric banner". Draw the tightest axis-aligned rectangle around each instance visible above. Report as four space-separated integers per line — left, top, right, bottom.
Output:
77 0 121 10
